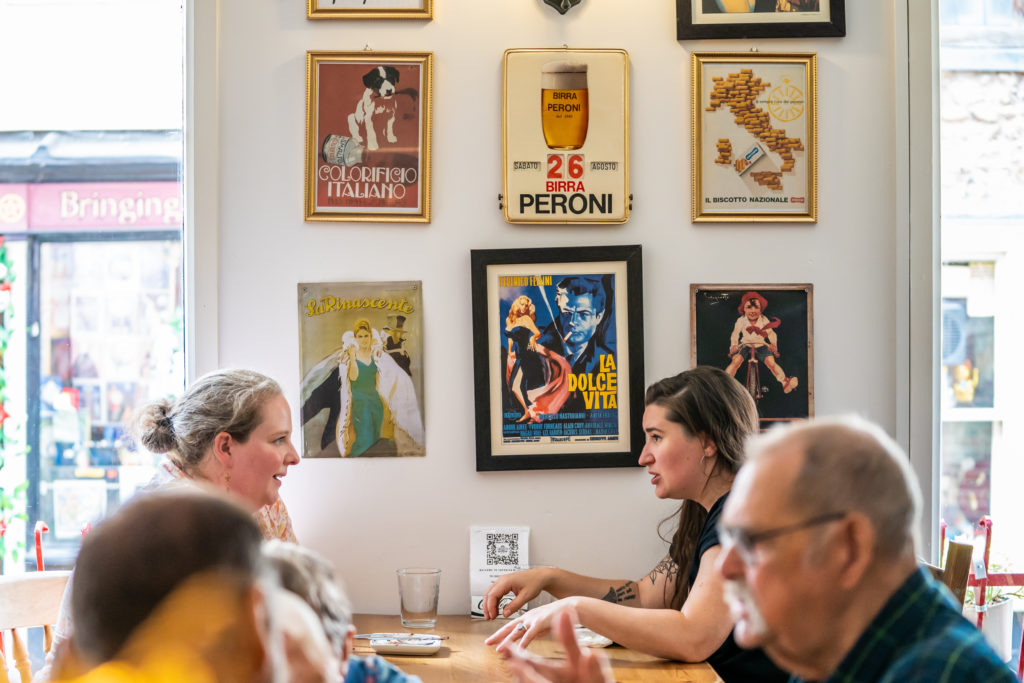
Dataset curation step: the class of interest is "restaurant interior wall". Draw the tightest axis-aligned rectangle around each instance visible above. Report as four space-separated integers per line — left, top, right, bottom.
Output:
201 1 904 613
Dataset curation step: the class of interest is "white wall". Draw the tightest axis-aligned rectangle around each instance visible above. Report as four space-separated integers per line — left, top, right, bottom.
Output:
201 0 901 613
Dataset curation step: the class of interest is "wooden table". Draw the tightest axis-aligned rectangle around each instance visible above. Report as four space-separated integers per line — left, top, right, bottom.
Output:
352 614 723 682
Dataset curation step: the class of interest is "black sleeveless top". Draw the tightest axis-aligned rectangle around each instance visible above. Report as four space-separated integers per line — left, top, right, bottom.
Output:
681 493 789 683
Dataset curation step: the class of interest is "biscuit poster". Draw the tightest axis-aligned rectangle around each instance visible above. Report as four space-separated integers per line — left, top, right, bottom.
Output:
502 48 630 225
694 55 816 221
305 53 431 222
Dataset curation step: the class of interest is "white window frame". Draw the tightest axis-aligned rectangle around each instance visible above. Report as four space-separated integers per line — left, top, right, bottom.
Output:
184 0 220 380
897 0 941 561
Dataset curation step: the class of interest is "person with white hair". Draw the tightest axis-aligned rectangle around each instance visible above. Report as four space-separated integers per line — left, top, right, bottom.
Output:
715 416 1013 682
263 541 421 683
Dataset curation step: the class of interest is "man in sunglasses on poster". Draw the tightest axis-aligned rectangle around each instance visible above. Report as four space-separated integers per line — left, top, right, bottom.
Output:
500 416 1014 683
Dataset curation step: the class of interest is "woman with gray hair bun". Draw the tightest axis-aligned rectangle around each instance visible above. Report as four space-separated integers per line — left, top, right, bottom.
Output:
34 369 301 683
133 368 300 541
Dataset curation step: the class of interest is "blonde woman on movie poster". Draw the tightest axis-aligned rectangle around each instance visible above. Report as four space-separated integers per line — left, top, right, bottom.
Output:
299 284 424 458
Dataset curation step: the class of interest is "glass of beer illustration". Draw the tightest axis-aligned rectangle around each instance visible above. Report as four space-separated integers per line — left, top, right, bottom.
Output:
541 61 588 150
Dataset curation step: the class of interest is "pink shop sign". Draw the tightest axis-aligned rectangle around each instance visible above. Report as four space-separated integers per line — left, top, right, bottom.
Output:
28 182 183 230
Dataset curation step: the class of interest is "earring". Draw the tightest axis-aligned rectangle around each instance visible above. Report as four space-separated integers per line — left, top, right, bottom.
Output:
225 472 231 491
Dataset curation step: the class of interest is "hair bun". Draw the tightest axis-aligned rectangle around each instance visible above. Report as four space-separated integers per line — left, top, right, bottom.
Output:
134 399 177 454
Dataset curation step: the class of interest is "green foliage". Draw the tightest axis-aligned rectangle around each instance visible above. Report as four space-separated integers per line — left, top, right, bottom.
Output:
0 236 26 570
965 559 1024 606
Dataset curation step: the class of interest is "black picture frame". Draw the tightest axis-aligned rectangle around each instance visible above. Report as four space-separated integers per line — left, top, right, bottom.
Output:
677 0 845 40
471 245 645 472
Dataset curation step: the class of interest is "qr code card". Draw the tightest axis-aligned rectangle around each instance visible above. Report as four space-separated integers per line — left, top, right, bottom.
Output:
469 525 529 617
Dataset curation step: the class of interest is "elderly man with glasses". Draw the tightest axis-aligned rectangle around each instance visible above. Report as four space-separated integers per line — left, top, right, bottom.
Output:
502 416 1014 683
714 416 1012 682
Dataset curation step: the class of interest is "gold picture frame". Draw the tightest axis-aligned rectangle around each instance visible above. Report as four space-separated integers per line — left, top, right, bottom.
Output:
307 0 432 20
502 48 630 225
304 51 432 223
691 52 817 223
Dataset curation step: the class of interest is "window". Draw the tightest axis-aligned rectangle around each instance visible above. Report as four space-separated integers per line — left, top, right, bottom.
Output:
0 2 185 571
939 0 1024 567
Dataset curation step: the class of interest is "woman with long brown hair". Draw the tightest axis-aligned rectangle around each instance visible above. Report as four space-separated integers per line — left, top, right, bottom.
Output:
483 366 786 682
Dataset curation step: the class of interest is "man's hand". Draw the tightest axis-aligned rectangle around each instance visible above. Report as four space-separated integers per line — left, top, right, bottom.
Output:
498 607 613 683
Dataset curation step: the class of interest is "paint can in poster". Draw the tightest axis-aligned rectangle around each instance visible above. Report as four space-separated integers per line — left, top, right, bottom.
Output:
321 134 366 166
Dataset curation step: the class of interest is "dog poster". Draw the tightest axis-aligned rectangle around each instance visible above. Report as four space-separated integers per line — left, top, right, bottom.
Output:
691 52 817 222
305 52 432 222
308 0 432 20
690 284 813 431
502 48 630 225
298 280 426 458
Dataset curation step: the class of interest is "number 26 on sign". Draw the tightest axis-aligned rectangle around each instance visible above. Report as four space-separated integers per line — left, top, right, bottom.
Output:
547 153 585 192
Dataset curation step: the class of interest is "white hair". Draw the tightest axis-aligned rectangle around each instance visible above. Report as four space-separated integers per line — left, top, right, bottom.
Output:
747 415 922 558
263 541 352 655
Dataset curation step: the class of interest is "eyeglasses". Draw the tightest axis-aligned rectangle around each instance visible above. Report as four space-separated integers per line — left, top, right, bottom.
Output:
718 511 847 567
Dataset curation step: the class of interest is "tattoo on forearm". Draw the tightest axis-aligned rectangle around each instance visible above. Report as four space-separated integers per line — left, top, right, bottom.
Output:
646 557 679 586
601 581 638 604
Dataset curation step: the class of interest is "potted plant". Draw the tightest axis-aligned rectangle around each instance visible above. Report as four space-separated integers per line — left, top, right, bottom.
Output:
963 566 1024 663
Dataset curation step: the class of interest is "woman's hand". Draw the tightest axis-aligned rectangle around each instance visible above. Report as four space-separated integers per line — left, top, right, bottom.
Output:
482 568 551 620
486 597 577 651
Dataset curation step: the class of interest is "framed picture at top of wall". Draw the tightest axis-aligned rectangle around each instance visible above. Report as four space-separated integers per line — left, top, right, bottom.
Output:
502 48 630 225
305 52 432 222
470 245 644 471
307 0 432 20
692 52 817 223
690 283 813 431
677 1 845 40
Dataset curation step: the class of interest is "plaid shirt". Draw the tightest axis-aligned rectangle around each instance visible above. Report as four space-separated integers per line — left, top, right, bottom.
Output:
791 567 1014 683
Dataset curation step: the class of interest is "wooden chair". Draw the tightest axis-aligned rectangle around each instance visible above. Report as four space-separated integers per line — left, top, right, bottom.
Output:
925 540 973 608
0 570 71 683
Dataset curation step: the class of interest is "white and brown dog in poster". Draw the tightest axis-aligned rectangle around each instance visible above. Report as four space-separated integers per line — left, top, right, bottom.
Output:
348 65 418 151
